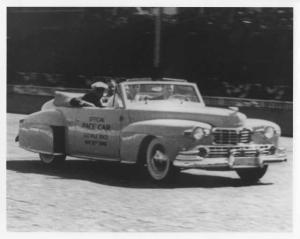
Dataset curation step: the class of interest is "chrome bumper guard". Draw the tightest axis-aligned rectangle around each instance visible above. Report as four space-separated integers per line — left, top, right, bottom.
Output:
173 145 287 169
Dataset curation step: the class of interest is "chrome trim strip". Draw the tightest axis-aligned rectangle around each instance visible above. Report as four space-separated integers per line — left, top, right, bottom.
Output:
69 154 120 162
212 127 253 132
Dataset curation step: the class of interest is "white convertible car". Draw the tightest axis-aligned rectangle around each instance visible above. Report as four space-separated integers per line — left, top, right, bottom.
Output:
16 78 287 183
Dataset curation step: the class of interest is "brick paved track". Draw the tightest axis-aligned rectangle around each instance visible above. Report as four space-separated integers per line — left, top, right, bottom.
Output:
6 113 293 231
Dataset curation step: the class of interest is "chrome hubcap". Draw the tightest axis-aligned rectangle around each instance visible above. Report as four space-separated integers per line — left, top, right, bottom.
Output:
153 150 168 163
150 148 169 173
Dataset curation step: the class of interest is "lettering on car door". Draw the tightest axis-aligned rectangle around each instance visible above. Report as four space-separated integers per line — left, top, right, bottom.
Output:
73 107 123 159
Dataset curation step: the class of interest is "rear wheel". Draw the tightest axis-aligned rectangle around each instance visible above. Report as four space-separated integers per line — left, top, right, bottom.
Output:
236 165 268 183
145 138 178 182
39 153 66 166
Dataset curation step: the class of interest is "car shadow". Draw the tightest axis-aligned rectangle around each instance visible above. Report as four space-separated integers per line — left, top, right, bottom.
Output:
6 159 273 189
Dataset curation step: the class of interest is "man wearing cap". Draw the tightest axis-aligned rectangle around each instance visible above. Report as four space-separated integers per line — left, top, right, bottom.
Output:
101 80 117 107
70 81 108 107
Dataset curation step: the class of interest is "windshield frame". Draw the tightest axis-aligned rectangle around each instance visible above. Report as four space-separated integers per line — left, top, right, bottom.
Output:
119 81 205 109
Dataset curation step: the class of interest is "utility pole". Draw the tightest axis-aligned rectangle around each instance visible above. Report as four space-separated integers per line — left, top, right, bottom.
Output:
153 7 162 79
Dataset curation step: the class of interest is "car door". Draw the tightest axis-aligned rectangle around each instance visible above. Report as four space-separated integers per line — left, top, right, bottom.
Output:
70 106 124 160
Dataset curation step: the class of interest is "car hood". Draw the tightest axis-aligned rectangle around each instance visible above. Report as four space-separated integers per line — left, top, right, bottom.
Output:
127 101 246 127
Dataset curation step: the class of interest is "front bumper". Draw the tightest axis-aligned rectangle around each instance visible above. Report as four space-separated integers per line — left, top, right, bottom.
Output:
173 144 287 170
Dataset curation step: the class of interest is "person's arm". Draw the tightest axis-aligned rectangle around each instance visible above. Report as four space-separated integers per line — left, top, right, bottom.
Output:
70 97 95 107
69 97 81 107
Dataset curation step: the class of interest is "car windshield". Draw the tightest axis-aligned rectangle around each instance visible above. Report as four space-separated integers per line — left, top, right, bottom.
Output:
123 83 201 105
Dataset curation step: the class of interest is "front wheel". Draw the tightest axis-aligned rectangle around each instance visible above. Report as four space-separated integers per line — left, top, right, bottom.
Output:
145 138 178 182
39 153 66 166
236 165 268 183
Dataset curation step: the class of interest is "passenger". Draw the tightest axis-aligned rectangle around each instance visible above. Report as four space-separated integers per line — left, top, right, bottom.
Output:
151 85 174 100
70 81 108 107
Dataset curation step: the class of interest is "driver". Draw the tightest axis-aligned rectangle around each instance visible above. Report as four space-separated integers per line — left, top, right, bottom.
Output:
70 81 108 107
101 80 123 108
101 81 116 107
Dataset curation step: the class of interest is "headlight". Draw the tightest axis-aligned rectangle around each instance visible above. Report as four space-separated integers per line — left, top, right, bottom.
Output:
193 128 204 140
192 127 210 140
264 126 275 139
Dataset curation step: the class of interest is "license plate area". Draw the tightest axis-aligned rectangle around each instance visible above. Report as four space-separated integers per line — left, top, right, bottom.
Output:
233 157 260 167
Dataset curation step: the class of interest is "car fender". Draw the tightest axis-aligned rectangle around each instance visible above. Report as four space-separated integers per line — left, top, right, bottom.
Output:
245 118 281 146
18 109 66 155
41 99 55 111
120 119 211 164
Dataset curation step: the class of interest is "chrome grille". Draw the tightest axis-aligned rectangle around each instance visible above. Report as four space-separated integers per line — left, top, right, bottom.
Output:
208 145 272 158
213 128 251 144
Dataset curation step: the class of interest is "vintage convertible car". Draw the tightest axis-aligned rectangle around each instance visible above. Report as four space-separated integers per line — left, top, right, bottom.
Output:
16 78 287 183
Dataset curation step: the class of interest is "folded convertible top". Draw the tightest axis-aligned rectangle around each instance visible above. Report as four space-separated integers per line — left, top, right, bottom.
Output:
53 91 84 107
